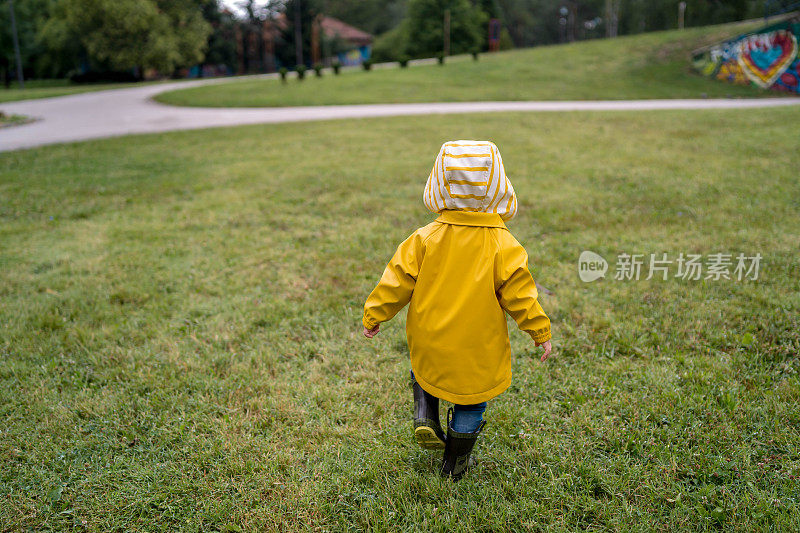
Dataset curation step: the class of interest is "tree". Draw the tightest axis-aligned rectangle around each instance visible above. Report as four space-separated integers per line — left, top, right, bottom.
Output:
201 0 238 72
476 0 501 18
0 0 49 84
236 0 269 73
268 0 320 68
371 24 409 62
160 0 213 69
494 0 559 47
40 0 211 76
403 0 486 58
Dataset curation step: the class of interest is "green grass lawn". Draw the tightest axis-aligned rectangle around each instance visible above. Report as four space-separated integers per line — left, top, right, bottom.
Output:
1 108 799 531
0 79 162 104
156 20 778 108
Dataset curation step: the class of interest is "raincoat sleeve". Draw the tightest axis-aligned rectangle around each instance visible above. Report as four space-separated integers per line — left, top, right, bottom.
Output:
496 233 551 343
362 231 425 329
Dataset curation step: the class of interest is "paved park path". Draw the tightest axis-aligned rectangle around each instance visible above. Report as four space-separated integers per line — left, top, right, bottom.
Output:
2 75 799 152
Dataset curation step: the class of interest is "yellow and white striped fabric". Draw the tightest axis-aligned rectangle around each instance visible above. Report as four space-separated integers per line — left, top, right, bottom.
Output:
423 140 518 221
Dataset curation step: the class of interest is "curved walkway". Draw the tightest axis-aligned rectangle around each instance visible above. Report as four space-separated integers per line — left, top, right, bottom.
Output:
1 76 799 152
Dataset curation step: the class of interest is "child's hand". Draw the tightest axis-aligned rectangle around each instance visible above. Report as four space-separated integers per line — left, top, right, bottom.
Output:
536 340 552 362
363 324 380 338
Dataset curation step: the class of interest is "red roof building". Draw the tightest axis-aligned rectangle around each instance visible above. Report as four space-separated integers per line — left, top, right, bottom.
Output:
320 16 373 48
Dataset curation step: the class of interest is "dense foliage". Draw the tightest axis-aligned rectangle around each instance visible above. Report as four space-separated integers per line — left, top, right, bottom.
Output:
372 0 767 60
0 0 777 81
41 0 211 75
1 0 213 80
0 0 49 82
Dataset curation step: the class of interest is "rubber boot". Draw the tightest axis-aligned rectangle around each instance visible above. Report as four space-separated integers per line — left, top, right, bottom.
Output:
412 379 446 449
440 408 485 481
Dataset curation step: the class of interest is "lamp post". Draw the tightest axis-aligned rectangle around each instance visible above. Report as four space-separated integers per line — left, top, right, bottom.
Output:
9 0 24 88
559 4 577 43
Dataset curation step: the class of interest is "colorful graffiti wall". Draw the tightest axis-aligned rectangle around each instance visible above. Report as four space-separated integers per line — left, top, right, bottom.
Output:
692 19 800 94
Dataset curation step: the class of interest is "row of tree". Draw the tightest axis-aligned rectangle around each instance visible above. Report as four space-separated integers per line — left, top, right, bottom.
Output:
1 0 218 82
372 0 768 61
492 0 766 48
0 0 773 84
372 0 502 62
0 0 384 82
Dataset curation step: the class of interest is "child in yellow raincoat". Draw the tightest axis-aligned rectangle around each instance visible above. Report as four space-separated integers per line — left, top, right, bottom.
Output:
362 140 552 480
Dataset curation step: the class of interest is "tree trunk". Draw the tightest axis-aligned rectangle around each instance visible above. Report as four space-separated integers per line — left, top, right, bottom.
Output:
294 0 304 66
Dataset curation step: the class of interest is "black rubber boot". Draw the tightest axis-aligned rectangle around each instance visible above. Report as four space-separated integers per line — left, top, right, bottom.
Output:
440 408 485 481
412 379 446 449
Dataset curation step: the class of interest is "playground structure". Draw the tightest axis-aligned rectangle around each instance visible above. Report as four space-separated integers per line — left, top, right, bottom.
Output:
692 16 800 94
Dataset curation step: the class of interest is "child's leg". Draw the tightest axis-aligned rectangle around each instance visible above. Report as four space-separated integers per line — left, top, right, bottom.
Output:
451 402 487 433
441 402 487 481
409 370 446 449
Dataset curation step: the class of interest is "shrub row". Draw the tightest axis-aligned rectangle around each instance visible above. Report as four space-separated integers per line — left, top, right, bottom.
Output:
278 52 478 83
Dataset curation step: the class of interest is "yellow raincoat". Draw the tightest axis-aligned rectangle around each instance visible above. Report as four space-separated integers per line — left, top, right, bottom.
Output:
363 141 550 405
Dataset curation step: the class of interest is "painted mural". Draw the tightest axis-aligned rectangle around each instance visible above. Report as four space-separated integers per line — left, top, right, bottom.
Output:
692 19 800 94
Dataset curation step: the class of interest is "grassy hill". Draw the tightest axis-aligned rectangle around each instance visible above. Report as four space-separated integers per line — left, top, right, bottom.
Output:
1 106 798 530
156 20 777 108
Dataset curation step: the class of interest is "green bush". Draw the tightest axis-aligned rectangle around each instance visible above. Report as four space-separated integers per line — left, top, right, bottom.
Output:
371 25 408 63
279 67 288 83
295 64 306 80
437 53 445 65
398 56 409 68
313 63 323 77
499 28 514 50
332 60 341 75
362 59 373 71
472 49 480 61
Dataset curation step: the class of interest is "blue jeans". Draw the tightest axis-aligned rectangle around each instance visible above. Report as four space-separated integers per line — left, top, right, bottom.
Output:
451 402 487 433
411 370 487 433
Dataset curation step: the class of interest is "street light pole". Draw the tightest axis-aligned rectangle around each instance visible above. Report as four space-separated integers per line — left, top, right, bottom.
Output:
9 0 24 88
559 6 568 43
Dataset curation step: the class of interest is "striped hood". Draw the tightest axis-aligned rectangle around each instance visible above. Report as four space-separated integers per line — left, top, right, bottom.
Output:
423 140 517 221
